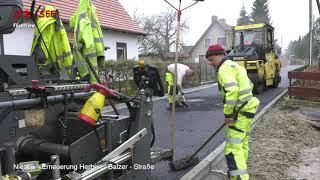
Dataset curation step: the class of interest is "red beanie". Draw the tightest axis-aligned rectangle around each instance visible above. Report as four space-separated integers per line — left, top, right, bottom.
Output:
206 44 225 58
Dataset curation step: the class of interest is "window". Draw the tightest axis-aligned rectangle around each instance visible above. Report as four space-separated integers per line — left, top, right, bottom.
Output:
234 29 263 47
267 29 273 48
204 39 211 47
199 55 206 63
116 42 127 60
217 38 226 46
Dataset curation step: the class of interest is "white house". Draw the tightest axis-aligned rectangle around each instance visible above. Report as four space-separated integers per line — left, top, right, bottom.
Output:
3 0 145 60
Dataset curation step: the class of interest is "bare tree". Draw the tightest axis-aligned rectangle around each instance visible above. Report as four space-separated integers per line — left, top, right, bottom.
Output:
134 9 189 56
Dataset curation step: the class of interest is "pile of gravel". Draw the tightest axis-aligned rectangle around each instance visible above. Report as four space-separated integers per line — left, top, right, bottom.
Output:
248 98 320 180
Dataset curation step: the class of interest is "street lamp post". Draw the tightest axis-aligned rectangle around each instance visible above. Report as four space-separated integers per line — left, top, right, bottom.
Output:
315 0 320 67
309 0 313 66
163 0 204 161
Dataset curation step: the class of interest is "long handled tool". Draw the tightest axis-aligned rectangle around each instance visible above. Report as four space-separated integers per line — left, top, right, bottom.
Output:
84 57 119 115
170 101 248 171
163 0 204 166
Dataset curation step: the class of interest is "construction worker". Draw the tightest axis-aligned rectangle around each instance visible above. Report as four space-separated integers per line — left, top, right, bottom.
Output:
165 63 193 109
205 44 260 180
70 0 105 83
31 5 73 79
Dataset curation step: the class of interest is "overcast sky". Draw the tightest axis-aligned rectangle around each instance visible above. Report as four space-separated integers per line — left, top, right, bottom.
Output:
119 0 319 50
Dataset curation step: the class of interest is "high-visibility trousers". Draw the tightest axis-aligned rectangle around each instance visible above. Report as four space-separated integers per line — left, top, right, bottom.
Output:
165 72 176 104
165 72 184 104
224 112 255 180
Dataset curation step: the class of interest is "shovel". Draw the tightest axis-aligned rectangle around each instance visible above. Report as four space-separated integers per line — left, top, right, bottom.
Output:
170 101 248 171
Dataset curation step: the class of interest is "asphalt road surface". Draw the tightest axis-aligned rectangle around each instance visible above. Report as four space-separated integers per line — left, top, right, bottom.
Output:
116 65 301 180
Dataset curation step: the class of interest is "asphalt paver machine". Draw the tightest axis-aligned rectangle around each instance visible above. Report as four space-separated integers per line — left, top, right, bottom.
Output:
0 1 169 179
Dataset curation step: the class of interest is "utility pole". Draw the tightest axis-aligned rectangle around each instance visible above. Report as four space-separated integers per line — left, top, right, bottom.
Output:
309 0 313 65
0 35 4 55
315 0 320 66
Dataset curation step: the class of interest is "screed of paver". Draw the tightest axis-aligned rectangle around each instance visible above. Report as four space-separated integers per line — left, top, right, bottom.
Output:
248 98 320 180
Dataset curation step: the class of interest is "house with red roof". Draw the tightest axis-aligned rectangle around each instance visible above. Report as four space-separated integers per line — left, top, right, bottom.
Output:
3 0 145 60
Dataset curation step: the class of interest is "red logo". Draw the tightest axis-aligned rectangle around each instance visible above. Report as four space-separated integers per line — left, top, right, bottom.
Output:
13 10 56 19
14 10 31 19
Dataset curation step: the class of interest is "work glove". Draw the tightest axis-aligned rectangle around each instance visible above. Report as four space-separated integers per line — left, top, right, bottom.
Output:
224 118 234 125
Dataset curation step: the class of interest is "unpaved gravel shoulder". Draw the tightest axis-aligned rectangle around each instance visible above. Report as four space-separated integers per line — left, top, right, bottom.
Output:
248 97 320 180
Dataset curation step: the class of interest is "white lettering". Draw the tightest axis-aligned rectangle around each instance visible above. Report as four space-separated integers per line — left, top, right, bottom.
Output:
13 164 20 169
14 163 37 171
41 164 78 171
13 23 35 29
14 163 133 172
107 164 128 170
133 164 154 170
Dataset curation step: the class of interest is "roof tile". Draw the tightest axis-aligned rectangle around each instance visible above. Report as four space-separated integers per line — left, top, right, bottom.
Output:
22 0 145 35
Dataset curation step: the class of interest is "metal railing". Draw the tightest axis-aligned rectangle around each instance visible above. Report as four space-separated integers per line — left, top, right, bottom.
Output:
288 66 320 98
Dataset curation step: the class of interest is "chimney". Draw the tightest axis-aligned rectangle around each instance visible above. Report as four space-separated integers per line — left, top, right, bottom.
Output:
219 18 226 24
211 15 218 24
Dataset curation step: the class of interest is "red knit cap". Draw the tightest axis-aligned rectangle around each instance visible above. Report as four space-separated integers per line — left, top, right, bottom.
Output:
206 44 225 58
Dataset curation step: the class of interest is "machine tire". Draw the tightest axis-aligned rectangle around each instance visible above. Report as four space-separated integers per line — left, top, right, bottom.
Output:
271 70 280 88
253 82 264 94
248 72 264 95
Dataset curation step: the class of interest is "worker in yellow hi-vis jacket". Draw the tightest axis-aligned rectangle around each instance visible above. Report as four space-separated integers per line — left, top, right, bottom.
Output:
206 44 260 180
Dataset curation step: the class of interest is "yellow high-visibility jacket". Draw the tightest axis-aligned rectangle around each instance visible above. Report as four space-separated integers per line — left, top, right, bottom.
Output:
217 58 260 118
70 0 105 83
31 5 73 79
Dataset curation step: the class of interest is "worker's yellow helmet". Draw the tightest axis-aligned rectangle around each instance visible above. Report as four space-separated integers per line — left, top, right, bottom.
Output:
138 60 145 68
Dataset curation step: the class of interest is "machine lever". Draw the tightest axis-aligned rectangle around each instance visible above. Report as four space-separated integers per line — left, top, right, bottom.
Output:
102 128 147 162
78 128 147 179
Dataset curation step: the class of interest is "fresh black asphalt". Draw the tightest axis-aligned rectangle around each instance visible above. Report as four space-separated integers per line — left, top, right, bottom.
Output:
115 65 301 180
